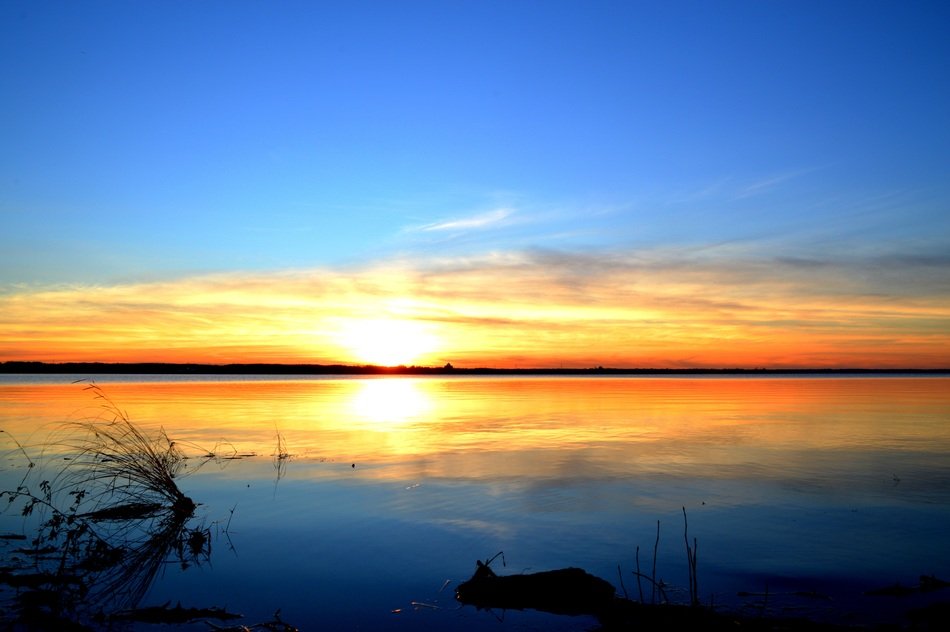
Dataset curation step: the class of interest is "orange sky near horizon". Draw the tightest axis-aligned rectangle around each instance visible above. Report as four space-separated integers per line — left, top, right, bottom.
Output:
2 253 948 369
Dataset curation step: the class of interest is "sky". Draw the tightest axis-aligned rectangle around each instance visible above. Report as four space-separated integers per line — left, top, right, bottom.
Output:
2 0 949 368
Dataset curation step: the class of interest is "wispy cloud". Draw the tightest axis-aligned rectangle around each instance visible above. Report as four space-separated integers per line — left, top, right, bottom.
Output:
414 208 513 233
733 167 821 200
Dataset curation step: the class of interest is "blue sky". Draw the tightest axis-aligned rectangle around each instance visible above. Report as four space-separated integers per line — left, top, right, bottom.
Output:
2 1 949 367
3 0 948 285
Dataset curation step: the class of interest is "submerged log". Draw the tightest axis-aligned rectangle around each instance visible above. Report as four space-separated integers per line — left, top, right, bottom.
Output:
455 559 616 616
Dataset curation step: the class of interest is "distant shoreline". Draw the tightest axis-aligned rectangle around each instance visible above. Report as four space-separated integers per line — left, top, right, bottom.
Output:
1 361 948 376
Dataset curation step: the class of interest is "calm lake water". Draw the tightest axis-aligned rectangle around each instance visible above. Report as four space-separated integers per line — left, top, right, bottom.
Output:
2 375 949 630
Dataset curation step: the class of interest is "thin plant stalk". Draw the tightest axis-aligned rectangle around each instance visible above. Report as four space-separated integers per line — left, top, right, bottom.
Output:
652 519 660 604
635 545 644 603
683 506 699 606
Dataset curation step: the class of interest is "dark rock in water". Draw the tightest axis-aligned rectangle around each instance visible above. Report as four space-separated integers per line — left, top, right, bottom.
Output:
455 560 616 616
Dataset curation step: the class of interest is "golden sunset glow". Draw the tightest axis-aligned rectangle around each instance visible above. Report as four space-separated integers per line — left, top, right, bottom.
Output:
1 252 949 369
333 318 440 367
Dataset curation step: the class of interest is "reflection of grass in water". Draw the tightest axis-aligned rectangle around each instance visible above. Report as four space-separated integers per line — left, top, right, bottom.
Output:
86 508 210 612
0 382 214 626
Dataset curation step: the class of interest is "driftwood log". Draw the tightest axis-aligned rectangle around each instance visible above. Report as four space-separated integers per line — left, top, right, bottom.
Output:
455 559 616 616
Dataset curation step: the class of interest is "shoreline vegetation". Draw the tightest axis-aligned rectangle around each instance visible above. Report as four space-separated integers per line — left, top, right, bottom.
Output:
0 383 294 630
2 361 949 376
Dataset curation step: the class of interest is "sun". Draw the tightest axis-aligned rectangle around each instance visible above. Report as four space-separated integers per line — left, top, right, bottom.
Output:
336 318 440 366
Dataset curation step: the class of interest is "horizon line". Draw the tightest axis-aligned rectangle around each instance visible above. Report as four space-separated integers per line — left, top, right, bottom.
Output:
1 361 948 376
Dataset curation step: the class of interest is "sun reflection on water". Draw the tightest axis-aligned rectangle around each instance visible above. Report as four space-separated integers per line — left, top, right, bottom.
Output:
347 378 432 426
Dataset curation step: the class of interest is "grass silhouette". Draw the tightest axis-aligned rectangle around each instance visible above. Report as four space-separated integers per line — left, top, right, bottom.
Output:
49 382 197 518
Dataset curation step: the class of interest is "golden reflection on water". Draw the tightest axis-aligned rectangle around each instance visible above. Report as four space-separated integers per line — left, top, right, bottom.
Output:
348 378 432 426
2 377 949 488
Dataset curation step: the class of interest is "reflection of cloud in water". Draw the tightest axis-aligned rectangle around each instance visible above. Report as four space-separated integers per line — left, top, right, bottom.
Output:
430 517 515 540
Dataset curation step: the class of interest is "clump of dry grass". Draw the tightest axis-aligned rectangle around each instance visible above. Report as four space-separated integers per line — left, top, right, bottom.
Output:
683 506 699 607
0 382 215 625
50 382 196 518
2 381 200 528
